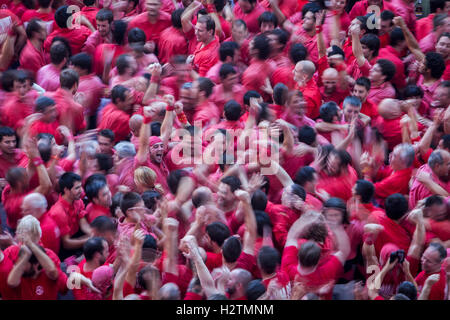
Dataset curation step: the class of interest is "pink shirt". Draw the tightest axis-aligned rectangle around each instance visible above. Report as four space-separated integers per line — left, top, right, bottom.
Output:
19 40 48 74
391 0 416 35
233 2 266 34
322 11 350 46
409 164 450 209
419 32 437 54
36 64 61 92
77 74 106 117
205 61 223 84
417 75 442 113
367 82 396 106
82 31 112 56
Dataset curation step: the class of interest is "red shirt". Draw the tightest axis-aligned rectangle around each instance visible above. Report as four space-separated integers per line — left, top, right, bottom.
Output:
242 59 273 101
4 245 67 300
77 74 106 117
193 100 221 128
416 13 434 42
193 36 220 77
210 84 245 115
373 167 413 202
0 149 27 179
81 6 99 29
295 78 321 119
372 210 412 255
85 203 111 224
272 205 303 248
19 40 48 74
233 2 265 34
1 185 30 230
39 212 61 255
373 116 402 151
360 99 379 120
349 0 395 20
128 11 171 45
0 251 18 299
2 93 33 131
22 9 55 23
44 26 92 55
158 26 188 65
29 120 63 144
377 46 406 89
46 88 86 135
98 103 131 143
316 166 358 202
48 196 87 237
415 267 447 300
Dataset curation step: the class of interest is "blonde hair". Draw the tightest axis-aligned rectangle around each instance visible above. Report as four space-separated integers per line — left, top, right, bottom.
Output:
134 166 164 194
16 215 42 243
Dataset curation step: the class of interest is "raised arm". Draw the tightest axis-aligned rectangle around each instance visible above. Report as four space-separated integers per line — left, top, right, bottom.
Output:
393 16 425 62
235 190 257 256
7 246 32 288
25 137 52 195
350 23 366 67
125 229 145 287
25 239 58 280
181 0 202 33
418 274 440 300
316 11 327 59
163 218 180 276
136 105 156 165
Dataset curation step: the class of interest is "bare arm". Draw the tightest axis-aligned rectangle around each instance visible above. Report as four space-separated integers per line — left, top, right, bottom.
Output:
62 234 90 250
181 1 201 33
235 190 257 256
7 247 31 288
351 24 366 67
163 218 179 276
125 229 145 286
26 240 58 280
393 16 425 62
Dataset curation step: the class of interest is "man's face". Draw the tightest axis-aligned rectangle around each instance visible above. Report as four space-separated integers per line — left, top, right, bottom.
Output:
96 19 111 37
14 80 28 97
195 21 210 43
432 152 450 180
96 185 112 208
369 63 384 83
174 63 190 82
238 0 254 13
98 135 113 154
222 72 239 89
180 87 195 110
379 19 393 36
42 105 58 123
361 44 372 59
225 272 239 296
343 104 360 122
217 183 234 207
426 203 448 221
348 19 362 36
333 0 346 11
118 90 134 111
149 142 164 163
232 24 247 42
93 229 116 246
352 84 368 103
326 153 341 176
260 22 275 34
435 36 450 59
324 208 343 225
145 0 161 16
302 11 315 32
421 247 442 274
21 200 36 218
35 21 47 41
0 135 16 154
293 64 304 83
69 181 83 200
287 94 307 116
322 74 337 94
431 86 450 108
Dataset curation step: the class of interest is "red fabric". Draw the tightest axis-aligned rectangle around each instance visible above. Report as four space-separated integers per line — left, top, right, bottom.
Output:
81 6 99 29
373 167 413 202
22 10 54 23
192 100 221 128
373 116 402 151
29 120 63 145
272 205 302 248
205 251 223 271
0 149 27 179
415 267 447 300
416 13 434 41
86 203 111 224
158 26 188 64
235 251 260 279
44 26 92 55
428 220 450 241
39 212 61 255
349 0 395 21
0 251 19 299
316 166 358 202
372 211 412 255
360 99 379 120
19 40 48 74
1 185 30 230
2 93 33 131
193 36 220 77
232 2 266 34
242 59 273 101
77 74 106 117
377 46 406 89
48 196 87 237
295 78 321 119
128 11 171 45
98 103 131 143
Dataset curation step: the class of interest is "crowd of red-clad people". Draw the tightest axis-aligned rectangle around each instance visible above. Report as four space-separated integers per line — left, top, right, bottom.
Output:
0 0 449 301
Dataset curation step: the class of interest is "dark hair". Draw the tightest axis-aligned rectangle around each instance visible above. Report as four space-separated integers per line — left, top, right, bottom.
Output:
323 197 349 224
54 5 72 29
143 234 157 250
60 69 79 90
298 125 316 146
50 42 69 65
51 36 72 57
111 85 130 104
251 189 268 211
196 77 215 98
26 18 44 39
120 192 142 215
384 193 408 221
206 222 230 247
6 167 27 189
403 85 424 99
389 27 405 47
1 70 16 92
355 179 375 203
393 293 410 300
171 8 184 29
258 11 278 28
320 101 340 123
243 90 261 106
428 242 448 261
0 126 16 142
142 190 161 211
219 41 239 62
376 59 396 82
295 166 316 187
98 129 115 143
425 52 446 79
430 0 446 13
252 34 271 60
111 192 124 218
290 183 307 201
302 1 321 19
38 0 52 8
91 216 117 233
116 54 131 75
224 100 242 121
213 0 226 11
246 280 266 300
397 281 417 300
208 293 229 300
441 134 450 151
219 63 237 80
273 83 288 105
37 138 52 163
380 10 395 22
360 33 380 57
128 28 147 44
289 43 307 64
167 169 189 195
270 28 289 48
355 77 371 91
433 13 448 30
95 153 114 172
150 122 161 137
298 241 321 267
425 195 445 209
220 175 241 192
70 53 93 74
59 172 82 194
257 246 280 274
96 8 114 23
222 236 242 263
85 176 108 201
254 210 272 237
327 45 345 58
111 20 128 46
83 237 106 261
35 96 56 113
197 15 215 35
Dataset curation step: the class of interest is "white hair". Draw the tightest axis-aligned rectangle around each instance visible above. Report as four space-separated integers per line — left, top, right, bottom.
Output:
395 143 415 168
114 141 136 158
81 140 99 157
23 193 48 211
16 215 42 241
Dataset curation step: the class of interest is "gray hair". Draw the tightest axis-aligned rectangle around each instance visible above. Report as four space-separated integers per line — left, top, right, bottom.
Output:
396 143 415 167
298 60 316 79
158 283 181 300
232 268 252 287
114 141 136 158
343 96 362 109
81 140 99 157
23 193 48 211
428 150 444 169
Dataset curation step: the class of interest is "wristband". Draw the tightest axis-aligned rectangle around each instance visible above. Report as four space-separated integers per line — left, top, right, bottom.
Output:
206 4 216 13
315 25 323 33
166 104 175 111
32 157 44 167
177 112 188 124
150 75 160 84
144 116 153 124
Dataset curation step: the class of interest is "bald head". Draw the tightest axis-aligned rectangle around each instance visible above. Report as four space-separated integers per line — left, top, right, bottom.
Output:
192 186 213 208
322 68 339 79
129 114 143 136
232 268 252 286
378 98 401 119
159 283 181 300
297 60 315 79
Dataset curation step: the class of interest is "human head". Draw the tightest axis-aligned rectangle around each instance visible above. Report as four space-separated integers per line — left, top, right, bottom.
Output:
286 90 306 117
114 142 136 161
302 2 320 31
85 175 112 208
49 42 69 67
120 192 144 221
222 236 242 263
390 143 415 171
59 172 83 200
294 166 317 193
195 15 215 43
249 34 271 60
34 96 57 123
273 83 288 106
83 237 109 266
342 96 362 122
397 281 417 300
111 84 133 111
289 43 307 64
389 27 406 50
145 0 161 17
432 13 450 36
223 100 242 121
421 242 447 274
206 222 230 248
6 167 28 191
428 149 450 181
431 80 450 108
380 10 395 36
219 41 239 64
97 129 115 154
281 183 306 208
385 193 409 221
322 68 339 95
16 215 42 244
360 33 380 60
26 18 46 41
21 193 48 220
326 149 352 176
167 169 189 195
225 268 252 299
353 179 375 203
54 5 74 29
219 63 239 90
418 52 446 79
231 19 248 42
70 52 93 76
134 166 159 193
294 60 316 84
369 59 396 84
258 11 278 33
323 197 349 225
424 195 448 221
159 283 181 300
116 54 138 76
319 101 340 123
257 246 280 275
90 216 117 246
436 32 450 60
192 77 215 101
60 68 79 94
298 241 321 269
96 9 113 37
238 0 257 14
0 126 16 155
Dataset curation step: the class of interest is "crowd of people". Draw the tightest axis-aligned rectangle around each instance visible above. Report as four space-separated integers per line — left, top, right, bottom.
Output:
0 0 449 301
